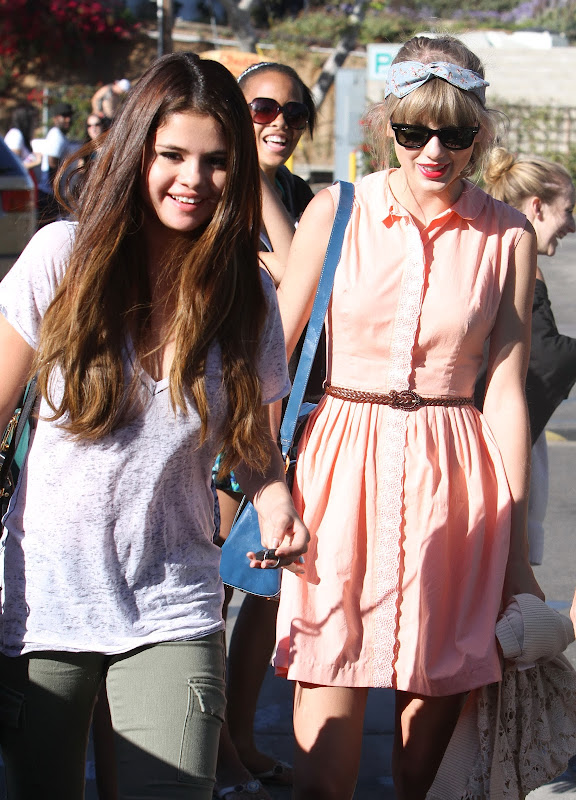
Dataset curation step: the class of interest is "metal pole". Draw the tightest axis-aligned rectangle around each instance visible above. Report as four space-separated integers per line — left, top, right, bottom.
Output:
158 0 173 55
42 87 50 137
157 0 164 57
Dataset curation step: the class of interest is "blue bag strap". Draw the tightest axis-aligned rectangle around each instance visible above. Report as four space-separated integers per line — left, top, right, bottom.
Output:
279 180 354 461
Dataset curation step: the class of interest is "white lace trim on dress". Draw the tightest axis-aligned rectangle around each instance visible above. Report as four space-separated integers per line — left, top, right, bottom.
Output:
372 215 426 687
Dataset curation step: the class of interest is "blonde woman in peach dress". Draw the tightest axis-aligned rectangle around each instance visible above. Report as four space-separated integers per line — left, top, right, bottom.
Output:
262 35 544 800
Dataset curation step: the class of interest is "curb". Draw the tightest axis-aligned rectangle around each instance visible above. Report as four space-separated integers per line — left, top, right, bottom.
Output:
547 429 576 442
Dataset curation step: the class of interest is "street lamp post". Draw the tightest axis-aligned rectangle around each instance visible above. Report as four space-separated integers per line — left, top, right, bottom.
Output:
157 0 173 57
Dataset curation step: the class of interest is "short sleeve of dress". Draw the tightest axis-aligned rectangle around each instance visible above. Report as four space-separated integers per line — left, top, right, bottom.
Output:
0 221 75 349
258 268 291 405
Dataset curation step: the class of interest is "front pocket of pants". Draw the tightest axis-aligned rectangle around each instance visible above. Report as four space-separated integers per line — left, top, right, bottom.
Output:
178 678 226 783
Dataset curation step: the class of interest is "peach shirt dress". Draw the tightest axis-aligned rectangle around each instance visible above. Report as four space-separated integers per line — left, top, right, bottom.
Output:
275 170 528 696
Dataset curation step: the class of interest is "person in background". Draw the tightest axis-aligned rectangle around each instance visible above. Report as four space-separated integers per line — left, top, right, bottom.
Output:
85 113 112 143
4 103 41 169
73 114 112 177
480 148 576 565
212 62 317 800
37 101 74 227
238 63 323 405
271 35 542 799
238 62 315 228
0 52 307 799
91 78 131 120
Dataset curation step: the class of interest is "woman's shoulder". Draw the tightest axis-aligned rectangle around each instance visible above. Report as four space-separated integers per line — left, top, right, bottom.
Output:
29 219 77 253
486 189 525 220
276 166 314 218
344 169 390 202
322 171 390 220
4 127 24 145
298 185 339 231
462 182 527 230
9 220 76 286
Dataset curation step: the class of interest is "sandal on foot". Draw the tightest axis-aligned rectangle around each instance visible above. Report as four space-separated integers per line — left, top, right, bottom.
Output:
253 760 293 786
214 780 268 799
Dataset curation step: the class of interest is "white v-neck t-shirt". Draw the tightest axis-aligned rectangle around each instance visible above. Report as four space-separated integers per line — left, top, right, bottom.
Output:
0 221 290 656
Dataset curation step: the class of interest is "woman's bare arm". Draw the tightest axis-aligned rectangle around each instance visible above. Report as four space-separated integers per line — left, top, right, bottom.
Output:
277 186 336 358
0 314 35 433
482 223 544 600
259 170 297 285
267 187 337 436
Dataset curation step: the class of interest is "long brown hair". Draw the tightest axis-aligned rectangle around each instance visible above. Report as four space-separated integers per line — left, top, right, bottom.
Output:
36 52 270 474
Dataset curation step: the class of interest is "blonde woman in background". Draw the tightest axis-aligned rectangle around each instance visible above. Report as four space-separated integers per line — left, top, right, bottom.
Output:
480 148 576 565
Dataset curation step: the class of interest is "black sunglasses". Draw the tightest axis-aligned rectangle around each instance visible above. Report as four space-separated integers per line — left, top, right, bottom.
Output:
249 97 310 131
391 123 480 151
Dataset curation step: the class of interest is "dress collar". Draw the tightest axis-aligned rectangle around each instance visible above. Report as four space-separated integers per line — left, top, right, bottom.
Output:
376 169 488 224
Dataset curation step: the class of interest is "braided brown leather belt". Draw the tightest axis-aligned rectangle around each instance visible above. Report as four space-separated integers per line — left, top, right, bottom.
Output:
324 385 474 411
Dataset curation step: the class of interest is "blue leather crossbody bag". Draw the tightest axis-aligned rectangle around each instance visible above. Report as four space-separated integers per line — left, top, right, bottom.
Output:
219 180 355 598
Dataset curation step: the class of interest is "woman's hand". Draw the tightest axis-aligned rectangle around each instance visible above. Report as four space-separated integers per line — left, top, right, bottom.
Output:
246 489 309 574
234 412 309 575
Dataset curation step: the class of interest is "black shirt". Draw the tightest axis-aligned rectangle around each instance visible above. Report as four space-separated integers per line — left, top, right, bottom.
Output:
475 278 576 444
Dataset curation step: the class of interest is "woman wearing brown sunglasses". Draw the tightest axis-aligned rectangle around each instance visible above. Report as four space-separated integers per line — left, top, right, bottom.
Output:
212 62 317 800
239 62 316 226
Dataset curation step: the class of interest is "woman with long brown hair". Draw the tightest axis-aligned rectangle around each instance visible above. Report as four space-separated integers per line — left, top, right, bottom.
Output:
0 52 307 799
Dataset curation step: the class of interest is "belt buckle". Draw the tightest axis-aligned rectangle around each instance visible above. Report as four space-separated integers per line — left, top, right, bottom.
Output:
389 389 423 410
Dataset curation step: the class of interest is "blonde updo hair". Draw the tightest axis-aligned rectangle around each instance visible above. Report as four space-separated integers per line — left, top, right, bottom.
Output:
483 147 573 210
364 35 500 177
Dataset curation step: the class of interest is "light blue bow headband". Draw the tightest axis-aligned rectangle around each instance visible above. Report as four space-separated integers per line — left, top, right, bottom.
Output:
385 61 489 104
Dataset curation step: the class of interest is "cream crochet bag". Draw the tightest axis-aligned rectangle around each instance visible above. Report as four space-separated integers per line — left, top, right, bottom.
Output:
428 593 576 800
